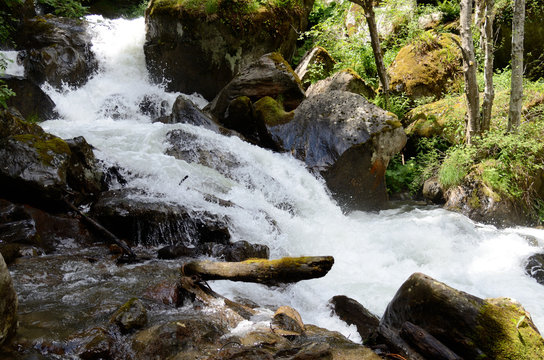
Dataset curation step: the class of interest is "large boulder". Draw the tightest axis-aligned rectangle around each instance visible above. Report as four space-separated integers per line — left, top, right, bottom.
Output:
294 46 336 88
91 188 231 247
0 253 17 346
379 272 544 360
154 95 221 133
15 14 97 88
207 52 305 122
388 32 462 100
0 75 57 122
306 68 376 100
268 90 406 211
144 0 314 100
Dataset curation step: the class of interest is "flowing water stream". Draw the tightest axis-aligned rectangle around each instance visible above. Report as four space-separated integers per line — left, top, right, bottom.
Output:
5 15 544 354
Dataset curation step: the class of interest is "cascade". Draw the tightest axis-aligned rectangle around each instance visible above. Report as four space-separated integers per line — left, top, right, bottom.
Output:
6 15 544 342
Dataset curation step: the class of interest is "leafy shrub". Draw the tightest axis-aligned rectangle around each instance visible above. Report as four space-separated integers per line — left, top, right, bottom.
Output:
38 0 89 18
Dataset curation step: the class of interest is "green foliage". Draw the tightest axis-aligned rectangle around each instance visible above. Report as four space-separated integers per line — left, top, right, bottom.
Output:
374 93 411 118
38 0 89 18
437 0 459 22
439 145 475 188
124 0 150 18
0 54 15 110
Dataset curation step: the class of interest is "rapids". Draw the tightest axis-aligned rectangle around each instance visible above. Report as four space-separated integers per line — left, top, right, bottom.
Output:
6 15 544 349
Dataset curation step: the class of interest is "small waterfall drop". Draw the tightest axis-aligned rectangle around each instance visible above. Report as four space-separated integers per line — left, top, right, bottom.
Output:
37 16 544 339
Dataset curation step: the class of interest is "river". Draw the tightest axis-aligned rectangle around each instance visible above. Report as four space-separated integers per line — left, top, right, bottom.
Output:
5 15 544 354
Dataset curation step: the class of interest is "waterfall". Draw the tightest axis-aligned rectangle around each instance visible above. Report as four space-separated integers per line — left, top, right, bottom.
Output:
38 15 544 339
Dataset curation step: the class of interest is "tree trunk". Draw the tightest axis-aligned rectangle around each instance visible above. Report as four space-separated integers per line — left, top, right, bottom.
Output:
181 256 334 286
460 0 480 144
350 0 389 109
480 0 495 132
508 0 526 132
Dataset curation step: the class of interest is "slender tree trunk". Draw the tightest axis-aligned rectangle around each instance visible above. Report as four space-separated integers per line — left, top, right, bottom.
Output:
508 0 526 132
350 0 390 109
480 0 495 132
460 0 480 144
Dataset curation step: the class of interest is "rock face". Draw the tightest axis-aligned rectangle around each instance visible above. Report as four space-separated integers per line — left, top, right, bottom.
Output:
0 75 56 122
91 188 231 247
294 46 336 88
444 177 527 227
269 90 406 210
0 253 17 346
388 32 462 99
144 0 314 100
379 272 544 360
15 14 97 88
306 68 376 100
207 52 305 122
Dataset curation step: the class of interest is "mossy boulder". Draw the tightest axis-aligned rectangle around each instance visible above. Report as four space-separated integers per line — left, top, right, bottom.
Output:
207 52 305 122
0 75 57 122
110 298 148 333
379 272 544 360
254 96 294 127
0 253 17 346
269 90 406 211
294 46 336 89
306 68 376 100
15 15 97 89
388 31 462 100
144 0 314 100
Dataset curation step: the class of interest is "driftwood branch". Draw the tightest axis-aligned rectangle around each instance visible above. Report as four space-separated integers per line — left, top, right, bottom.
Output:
63 197 136 259
181 256 334 286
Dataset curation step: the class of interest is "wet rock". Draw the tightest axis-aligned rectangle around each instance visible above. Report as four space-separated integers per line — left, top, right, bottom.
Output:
329 295 380 341
0 253 18 346
213 240 270 262
144 0 314 100
132 316 227 359
388 32 462 100
144 280 184 306
110 298 147 333
75 327 113 360
65 136 105 200
422 177 445 204
15 15 97 88
294 46 336 88
0 75 57 122
269 90 406 211
0 199 95 253
157 245 199 260
525 253 544 285
156 96 221 132
139 94 169 119
91 188 231 246
379 272 544 360
0 243 21 265
207 52 305 122
306 69 376 100
271 306 305 336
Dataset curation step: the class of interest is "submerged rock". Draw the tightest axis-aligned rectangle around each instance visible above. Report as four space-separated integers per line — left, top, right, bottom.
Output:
110 298 147 333
269 90 406 211
144 0 314 100
379 272 544 360
15 14 97 88
0 253 17 346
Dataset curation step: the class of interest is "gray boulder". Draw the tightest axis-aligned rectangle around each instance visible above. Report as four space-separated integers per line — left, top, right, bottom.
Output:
306 69 376 100
269 90 406 211
294 46 336 88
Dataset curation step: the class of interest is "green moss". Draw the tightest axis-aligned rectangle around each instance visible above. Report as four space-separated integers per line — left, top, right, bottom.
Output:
255 96 294 126
474 300 544 359
13 134 71 166
267 52 302 85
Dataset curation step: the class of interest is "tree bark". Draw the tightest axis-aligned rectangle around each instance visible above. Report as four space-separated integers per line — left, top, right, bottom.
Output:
480 0 495 133
508 0 526 132
460 0 480 144
349 0 390 109
181 256 334 286
400 321 463 360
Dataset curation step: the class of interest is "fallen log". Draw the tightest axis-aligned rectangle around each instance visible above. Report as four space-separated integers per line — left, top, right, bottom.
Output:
181 256 334 286
400 321 462 360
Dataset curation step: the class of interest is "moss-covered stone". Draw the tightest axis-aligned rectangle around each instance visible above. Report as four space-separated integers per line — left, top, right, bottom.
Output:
12 133 71 167
110 298 147 333
254 96 294 126
388 31 462 100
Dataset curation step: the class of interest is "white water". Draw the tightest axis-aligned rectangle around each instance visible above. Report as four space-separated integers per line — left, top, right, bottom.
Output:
40 16 544 341
0 50 25 76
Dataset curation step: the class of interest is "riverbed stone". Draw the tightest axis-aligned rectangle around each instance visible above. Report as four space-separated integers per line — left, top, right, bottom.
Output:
268 90 406 211
110 298 147 333
15 14 97 88
0 253 17 346
144 0 314 100
379 272 544 360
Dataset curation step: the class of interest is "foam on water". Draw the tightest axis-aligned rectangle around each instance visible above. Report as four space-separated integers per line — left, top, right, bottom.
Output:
0 50 25 76
40 16 544 341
